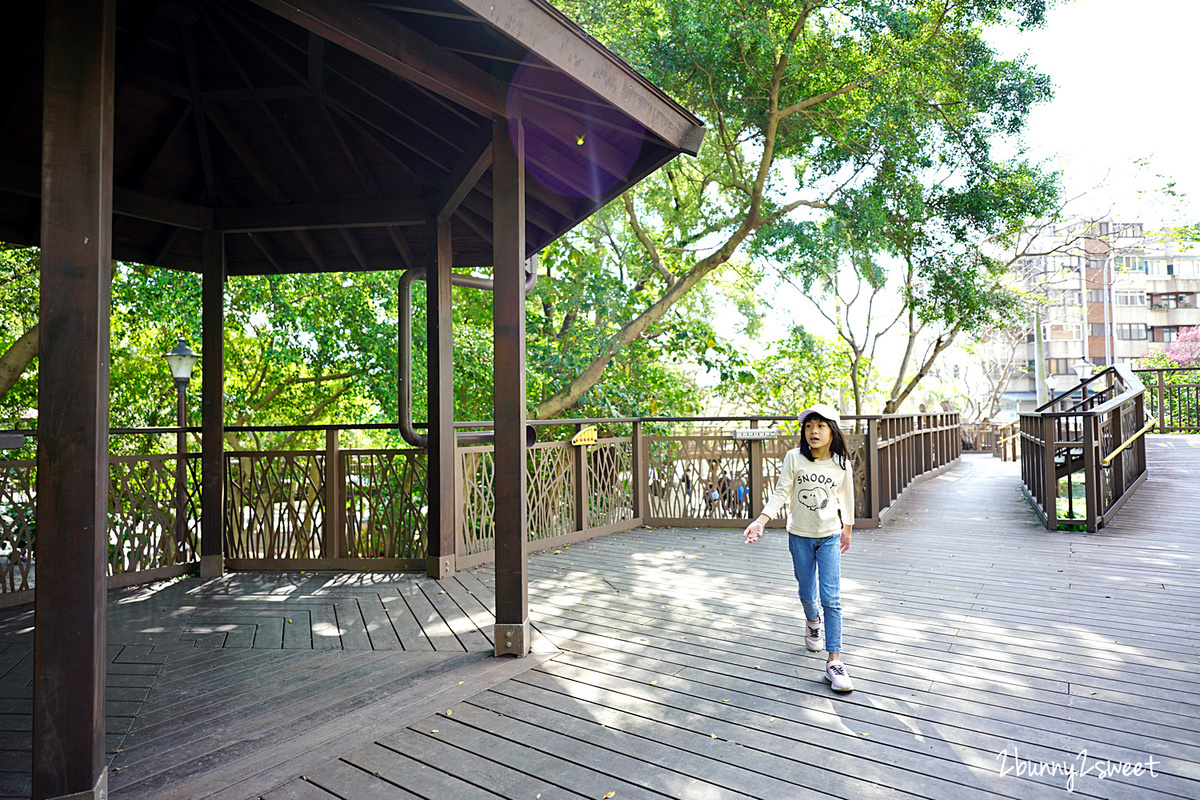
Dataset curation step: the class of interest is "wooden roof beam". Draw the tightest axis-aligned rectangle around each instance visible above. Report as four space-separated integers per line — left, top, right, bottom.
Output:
0 158 215 230
447 0 704 153
250 0 506 119
215 199 425 232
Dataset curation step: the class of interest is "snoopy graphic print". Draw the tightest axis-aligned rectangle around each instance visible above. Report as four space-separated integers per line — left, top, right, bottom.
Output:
761 450 855 537
796 482 831 511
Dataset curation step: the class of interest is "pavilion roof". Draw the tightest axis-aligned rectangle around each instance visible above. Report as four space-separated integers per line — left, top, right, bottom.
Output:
0 0 704 275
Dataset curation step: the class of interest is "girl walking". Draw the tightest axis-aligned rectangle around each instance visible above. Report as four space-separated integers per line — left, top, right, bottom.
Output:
743 403 855 692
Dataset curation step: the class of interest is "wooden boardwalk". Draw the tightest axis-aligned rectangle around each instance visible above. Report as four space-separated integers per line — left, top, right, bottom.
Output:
2 436 1199 799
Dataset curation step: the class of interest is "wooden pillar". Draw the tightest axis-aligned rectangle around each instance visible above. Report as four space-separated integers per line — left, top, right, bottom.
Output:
748 420 764 520
324 428 345 558
200 229 226 577
32 1 115 797
631 419 648 520
572 426 588 532
492 114 529 656
426 216 456 578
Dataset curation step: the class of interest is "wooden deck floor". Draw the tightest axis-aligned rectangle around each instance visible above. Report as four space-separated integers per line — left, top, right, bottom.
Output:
2 435 1198 799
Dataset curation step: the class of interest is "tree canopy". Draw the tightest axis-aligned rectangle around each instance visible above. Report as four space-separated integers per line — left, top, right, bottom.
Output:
528 0 1060 417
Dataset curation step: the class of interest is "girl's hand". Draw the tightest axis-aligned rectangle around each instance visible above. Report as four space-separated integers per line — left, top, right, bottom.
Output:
743 520 764 544
839 526 852 553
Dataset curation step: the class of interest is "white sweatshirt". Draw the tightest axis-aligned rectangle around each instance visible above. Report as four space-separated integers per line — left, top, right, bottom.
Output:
761 449 855 537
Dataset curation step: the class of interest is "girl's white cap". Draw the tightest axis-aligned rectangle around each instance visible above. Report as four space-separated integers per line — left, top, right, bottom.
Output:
799 403 842 428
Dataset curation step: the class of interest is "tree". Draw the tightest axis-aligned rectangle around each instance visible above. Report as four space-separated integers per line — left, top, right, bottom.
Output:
0 246 38 412
713 325 868 416
527 0 1057 418
1165 326 1200 366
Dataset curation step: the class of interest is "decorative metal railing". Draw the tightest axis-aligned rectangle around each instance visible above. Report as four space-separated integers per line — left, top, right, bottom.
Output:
1134 368 1200 434
1020 365 1149 532
960 421 1020 461
2 411 961 598
1 436 201 601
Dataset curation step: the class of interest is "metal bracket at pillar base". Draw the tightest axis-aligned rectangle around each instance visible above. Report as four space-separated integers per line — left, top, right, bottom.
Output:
45 768 107 800
199 555 225 578
494 620 530 657
426 554 456 579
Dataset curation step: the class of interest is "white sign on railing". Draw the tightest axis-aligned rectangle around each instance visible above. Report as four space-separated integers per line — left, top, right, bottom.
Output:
731 429 777 441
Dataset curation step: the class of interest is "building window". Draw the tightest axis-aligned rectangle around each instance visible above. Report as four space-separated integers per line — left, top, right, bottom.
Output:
1160 326 1181 343
1116 291 1145 306
1089 323 1110 337
1046 358 1071 375
1086 289 1106 304
1116 324 1147 340
1115 256 1147 272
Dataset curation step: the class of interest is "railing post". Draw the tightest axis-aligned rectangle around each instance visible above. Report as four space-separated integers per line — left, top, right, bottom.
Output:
453 444 465 563
1043 415 1058 530
1109 404 1126 502
1083 415 1099 532
323 428 344 558
573 425 588 533
867 418 881 524
631 419 648 520
748 419 764 521
1156 369 1166 433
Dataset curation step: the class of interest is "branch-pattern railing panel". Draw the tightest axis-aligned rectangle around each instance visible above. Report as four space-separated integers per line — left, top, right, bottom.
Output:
4 411 969 591
585 438 635 529
225 451 326 559
647 435 750 522
108 454 199 573
2 452 201 596
0 459 35 593
343 450 427 558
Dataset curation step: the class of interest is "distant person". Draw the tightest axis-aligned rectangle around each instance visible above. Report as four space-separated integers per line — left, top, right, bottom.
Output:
743 403 856 693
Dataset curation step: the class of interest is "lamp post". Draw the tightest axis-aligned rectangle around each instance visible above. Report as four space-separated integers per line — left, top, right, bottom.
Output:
1045 373 1059 403
163 337 200 558
1071 358 1095 403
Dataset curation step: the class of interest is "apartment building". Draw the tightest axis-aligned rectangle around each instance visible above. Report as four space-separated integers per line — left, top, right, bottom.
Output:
989 221 1200 413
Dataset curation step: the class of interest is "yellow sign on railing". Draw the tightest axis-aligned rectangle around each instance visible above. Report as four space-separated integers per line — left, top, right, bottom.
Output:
570 425 598 446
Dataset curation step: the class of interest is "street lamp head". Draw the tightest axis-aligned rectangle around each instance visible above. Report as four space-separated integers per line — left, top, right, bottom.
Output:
1071 358 1095 381
163 337 200 387
1045 374 1059 393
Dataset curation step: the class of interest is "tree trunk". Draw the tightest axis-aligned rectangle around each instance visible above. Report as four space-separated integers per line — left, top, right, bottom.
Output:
0 323 38 400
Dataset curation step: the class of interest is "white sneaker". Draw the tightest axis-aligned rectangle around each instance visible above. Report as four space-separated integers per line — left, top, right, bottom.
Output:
804 620 823 652
825 660 854 692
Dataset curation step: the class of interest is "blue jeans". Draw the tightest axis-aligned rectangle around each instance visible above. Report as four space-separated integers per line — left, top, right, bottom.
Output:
787 532 843 653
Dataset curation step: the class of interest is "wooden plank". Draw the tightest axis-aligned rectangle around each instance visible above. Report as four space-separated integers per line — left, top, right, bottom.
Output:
143 653 554 800
419 582 492 652
357 593 404 651
260 777 345 800
395 583 461 651
302 758 425 800
346 730 590 800
341 742 506 800
409 702 769 800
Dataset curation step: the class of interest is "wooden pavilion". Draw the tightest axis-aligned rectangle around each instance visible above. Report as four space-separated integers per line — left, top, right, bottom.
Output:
0 1 703 796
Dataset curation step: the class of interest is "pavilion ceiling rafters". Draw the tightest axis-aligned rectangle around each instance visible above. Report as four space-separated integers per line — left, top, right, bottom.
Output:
0 0 703 276
200 6 374 270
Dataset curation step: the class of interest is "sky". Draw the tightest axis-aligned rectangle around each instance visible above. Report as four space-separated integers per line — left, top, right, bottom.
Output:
987 0 1200 226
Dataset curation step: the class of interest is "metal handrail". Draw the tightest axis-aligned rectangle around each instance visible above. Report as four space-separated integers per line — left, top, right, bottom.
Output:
1100 418 1158 467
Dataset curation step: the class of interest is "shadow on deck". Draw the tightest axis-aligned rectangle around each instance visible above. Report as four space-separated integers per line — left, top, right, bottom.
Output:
2 437 1198 799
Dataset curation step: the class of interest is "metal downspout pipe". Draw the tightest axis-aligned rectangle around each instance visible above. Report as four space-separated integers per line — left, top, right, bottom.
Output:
398 259 538 448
